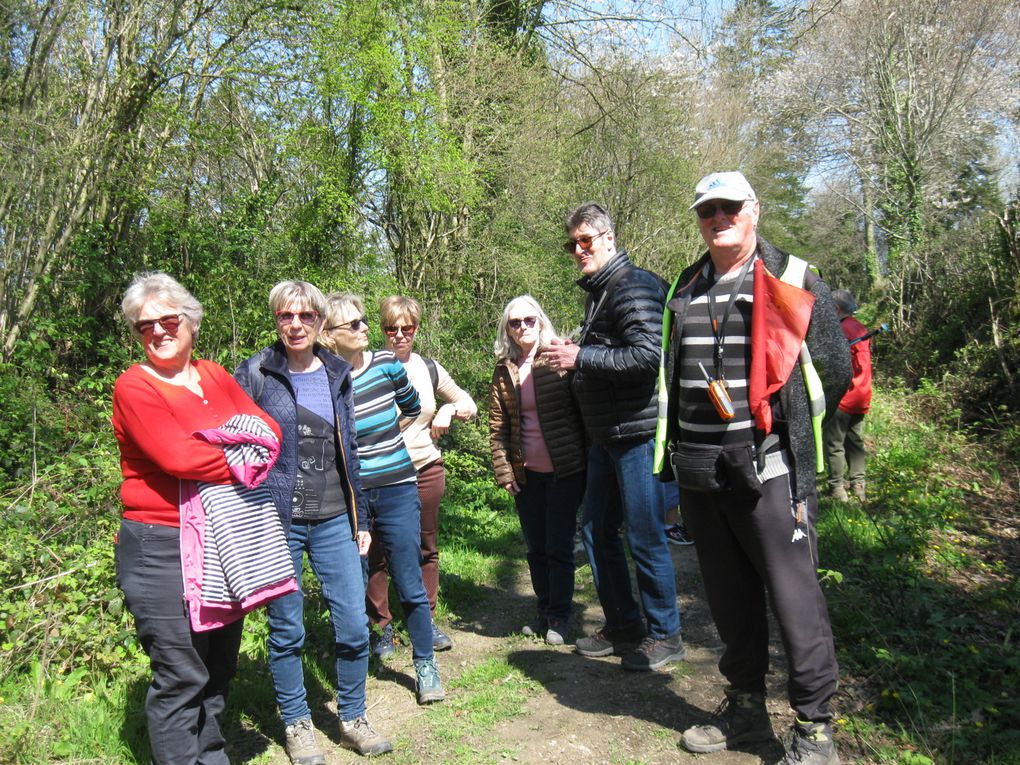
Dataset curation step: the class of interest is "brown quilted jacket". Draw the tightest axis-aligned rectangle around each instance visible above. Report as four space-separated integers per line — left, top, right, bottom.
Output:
489 353 587 487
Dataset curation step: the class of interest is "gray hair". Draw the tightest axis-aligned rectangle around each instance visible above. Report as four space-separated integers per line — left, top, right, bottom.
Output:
121 272 203 340
268 280 327 317
493 295 558 360
831 289 858 315
320 293 365 354
565 202 613 235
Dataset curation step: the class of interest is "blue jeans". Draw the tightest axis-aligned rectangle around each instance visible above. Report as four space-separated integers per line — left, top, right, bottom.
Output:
117 520 241 765
268 513 369 724
580 438 681 639
515 469 585 621
366 481 433 661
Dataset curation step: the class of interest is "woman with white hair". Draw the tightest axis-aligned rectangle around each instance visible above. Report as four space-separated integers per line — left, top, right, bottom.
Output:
113 272 282 764
488 295 587 645
234 281 392 762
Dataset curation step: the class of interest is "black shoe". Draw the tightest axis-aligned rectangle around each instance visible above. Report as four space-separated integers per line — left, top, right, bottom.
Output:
574 620 646 657
621 633 686 671
665 522 694 546
779 720 840 764
370 623 395 659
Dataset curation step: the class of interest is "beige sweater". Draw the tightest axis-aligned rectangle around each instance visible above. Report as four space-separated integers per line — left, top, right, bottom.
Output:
399 353 477 469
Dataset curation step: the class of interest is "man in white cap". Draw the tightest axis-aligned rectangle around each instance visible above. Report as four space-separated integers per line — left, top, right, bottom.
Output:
653 171 850 764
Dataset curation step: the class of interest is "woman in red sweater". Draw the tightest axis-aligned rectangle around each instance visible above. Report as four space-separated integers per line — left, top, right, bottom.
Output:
113 272 281 765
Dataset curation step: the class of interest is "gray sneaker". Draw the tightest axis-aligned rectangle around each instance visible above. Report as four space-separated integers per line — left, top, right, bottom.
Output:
339 716 394 757
621 633 686 671
779 720 840 765
521 618 548 638
574 620 646 657
681 688 774 753
283 718 326 765
432 621 454 651
414 657 446 704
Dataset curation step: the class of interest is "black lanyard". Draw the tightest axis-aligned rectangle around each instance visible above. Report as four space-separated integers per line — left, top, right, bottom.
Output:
705 255 754 380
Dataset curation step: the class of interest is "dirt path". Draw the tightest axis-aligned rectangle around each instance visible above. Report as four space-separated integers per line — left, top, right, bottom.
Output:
244 543 800 765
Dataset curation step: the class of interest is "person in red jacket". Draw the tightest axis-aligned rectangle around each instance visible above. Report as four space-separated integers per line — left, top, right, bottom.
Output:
823 289 873 502
113 272 282 765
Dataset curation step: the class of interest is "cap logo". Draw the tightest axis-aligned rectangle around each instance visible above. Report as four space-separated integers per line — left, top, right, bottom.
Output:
707 179 724 189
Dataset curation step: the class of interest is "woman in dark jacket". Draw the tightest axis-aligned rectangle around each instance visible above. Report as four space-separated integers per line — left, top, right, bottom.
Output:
489 295 587 646
234 280 392 761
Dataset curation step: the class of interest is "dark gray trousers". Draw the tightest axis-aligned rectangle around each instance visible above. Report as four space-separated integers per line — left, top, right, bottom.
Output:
681 475 838 722
117 519 242 764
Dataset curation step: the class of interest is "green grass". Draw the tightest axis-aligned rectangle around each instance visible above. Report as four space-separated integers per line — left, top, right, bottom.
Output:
817 384 1020 763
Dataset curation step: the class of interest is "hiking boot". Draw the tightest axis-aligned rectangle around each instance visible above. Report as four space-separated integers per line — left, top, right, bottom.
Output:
432 621 454 651
370 623 395 659
339 716 393 757
830 484 849 502
283 718 326 765
779 720 840 765
665 522 695 546
574 620 646 657
680 688 773 753
850 483 866 503
621 632 686 671
414 658 445 704
545 618 568 646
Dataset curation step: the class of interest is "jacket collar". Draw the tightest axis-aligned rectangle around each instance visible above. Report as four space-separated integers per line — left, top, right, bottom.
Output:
259 340 353 380
576 250 631 294
667 235 788 312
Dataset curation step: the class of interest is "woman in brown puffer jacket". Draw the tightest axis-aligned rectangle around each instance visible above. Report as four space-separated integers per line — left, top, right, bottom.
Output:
489 295 587 646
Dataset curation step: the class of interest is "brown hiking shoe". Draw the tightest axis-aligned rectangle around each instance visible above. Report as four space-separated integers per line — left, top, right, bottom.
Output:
339 716 394 757
283 718 326 765
681 688 774 753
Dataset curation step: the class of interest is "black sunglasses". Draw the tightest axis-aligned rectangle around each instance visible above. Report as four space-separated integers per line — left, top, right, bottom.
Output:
328 317 369 332
695 200 747 219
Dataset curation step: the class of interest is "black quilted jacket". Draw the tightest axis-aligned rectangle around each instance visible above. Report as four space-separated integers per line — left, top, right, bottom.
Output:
572 251 666 445
234 342 367 537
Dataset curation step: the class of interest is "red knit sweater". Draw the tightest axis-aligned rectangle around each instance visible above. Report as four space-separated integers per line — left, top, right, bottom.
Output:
112 360 282 527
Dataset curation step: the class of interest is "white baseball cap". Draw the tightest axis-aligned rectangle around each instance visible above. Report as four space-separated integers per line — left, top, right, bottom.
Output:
690 171 757 210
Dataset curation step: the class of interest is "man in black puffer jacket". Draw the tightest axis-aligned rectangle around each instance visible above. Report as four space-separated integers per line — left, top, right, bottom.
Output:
544 202 684 672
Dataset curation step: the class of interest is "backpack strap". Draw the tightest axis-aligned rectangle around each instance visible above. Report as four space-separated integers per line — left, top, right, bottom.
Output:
423 357 439 394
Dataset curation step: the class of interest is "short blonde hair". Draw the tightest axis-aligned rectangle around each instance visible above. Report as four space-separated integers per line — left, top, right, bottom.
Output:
379 295 422 328
320 293 365 354
268 280 327 317
121 272 203 340
493 295 557 360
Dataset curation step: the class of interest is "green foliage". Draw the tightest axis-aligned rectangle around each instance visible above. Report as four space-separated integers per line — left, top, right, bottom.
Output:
818 384 1020 762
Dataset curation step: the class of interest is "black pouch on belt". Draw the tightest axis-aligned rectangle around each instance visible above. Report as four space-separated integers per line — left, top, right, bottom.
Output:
718 443 763 500
670 443 725 493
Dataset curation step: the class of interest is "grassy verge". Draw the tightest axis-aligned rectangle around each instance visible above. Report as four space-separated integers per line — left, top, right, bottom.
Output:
817 383 1020 764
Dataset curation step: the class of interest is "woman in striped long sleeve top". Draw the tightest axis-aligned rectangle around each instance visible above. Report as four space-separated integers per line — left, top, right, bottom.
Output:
321 292 446 707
